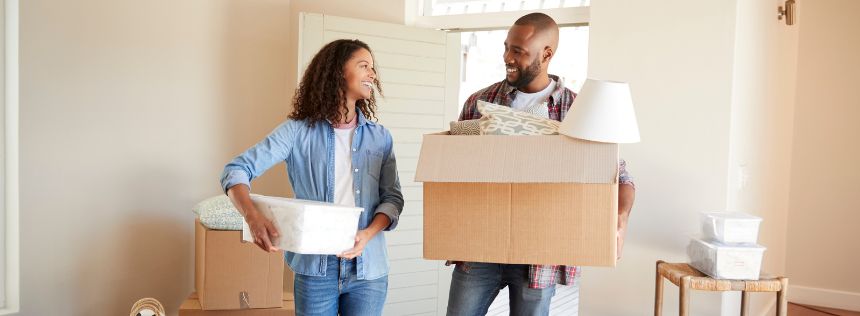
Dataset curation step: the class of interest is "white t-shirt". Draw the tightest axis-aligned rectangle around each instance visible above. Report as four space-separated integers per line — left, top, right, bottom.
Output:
510 79 556 111
333 126 356 207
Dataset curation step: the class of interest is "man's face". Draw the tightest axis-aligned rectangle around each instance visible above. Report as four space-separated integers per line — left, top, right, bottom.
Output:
503 24 544 89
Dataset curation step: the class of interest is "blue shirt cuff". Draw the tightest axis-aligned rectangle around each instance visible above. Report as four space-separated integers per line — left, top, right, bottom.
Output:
221 169 251 194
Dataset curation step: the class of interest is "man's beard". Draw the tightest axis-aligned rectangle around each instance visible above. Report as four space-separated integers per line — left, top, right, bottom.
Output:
506 57 541 89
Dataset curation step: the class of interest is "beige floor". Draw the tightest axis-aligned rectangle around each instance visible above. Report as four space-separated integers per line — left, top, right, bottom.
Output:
788 303 860 316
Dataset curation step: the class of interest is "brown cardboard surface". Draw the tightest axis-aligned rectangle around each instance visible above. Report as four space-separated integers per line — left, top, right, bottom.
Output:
415 134 619 184
195 220 284 310
417 133 619 267
179 292 295 316
423 183 618 266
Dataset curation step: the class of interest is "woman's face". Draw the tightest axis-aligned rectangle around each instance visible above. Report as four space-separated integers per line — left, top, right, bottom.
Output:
343 48 377 103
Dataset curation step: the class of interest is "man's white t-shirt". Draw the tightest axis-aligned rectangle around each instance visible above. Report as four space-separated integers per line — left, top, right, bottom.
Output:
510 79 556 111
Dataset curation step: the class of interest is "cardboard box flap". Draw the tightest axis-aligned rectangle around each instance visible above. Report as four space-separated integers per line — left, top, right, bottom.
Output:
415 134 619 183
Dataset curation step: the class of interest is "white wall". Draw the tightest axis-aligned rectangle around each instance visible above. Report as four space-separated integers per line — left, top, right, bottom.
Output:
588 1 860 314
19 1 408 315
725 0 798 314
786 0 860 308
20 1 292 315
585 1 738 315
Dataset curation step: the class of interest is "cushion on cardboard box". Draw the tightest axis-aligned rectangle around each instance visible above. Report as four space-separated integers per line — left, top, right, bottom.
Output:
449 119 481 135
192 195 244 231
476 100 559 135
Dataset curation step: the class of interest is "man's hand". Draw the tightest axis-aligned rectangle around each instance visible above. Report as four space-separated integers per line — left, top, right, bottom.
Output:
617 183 635 260
617 213 629 260
339 229 374 259
246 209 280 253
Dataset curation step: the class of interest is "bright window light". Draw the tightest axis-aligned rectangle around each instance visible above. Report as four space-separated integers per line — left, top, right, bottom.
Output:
426 0 590 16
458 26 589 106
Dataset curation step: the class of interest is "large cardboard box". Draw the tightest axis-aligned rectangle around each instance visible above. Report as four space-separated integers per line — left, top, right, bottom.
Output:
415 133 619 266
179 292 295 316
195 219 284 310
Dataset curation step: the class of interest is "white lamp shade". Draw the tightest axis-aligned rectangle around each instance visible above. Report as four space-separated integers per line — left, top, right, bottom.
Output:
559 79 641 143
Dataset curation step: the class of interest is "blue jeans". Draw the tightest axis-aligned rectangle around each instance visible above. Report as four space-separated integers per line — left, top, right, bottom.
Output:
447 262 556 316
294 256 388 316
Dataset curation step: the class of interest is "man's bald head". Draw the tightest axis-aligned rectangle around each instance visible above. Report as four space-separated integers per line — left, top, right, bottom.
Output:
513 12 559 52
502 13 559 92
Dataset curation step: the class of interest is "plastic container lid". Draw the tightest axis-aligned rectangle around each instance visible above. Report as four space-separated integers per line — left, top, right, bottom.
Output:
702 211 762 222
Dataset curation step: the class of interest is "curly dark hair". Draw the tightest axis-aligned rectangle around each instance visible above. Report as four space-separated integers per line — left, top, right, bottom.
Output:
289 39 382 125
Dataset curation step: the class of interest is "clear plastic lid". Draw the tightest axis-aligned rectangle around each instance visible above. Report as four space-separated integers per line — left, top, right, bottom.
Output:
702 211 762 221
692 237 766 250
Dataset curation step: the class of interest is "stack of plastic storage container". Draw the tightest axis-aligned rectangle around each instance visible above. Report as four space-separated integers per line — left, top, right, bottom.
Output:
687 212 766 280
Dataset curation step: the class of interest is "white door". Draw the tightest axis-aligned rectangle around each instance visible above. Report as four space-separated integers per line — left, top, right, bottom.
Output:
299 13 459 316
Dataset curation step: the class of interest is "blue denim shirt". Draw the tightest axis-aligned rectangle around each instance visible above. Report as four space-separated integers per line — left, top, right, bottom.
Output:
220 111 403 280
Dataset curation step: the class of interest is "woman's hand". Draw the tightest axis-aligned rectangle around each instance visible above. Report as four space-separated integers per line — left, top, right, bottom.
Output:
338 213 391 259
339 229 373 259
227 184 280 252
246 209 280 252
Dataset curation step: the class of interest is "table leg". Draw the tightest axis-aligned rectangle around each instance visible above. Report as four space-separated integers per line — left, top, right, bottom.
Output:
776 277 788 316
680 276 691 316
655 261 664 316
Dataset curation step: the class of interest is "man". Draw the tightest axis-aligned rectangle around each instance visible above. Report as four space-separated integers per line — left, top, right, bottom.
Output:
446 13 636 316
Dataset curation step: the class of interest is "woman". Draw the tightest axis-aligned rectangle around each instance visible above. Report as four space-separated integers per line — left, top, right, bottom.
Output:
220 39 403 316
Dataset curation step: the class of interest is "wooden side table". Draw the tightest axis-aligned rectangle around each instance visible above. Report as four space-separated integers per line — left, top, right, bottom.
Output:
655 260 788 316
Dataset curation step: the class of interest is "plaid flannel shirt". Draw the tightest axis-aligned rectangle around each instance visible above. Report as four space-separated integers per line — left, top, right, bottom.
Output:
457 75 635 289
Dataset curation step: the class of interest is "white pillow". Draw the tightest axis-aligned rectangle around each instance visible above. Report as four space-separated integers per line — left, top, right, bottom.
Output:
192 195 244 230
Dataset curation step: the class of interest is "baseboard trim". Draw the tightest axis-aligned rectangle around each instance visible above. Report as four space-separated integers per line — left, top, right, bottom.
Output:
788 285 860 312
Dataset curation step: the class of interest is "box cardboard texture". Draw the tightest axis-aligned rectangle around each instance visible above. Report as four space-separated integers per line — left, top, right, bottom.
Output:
415 133 619 266
195 219 284 310
179 292 295 316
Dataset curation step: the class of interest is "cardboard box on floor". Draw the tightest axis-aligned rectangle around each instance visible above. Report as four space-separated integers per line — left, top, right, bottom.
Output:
195 219 284 310
179 292 295 316
415 133 619 267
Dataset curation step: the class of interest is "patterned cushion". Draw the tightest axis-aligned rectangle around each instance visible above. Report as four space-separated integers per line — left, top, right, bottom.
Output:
521 101 550 118
477 100 560 135
192 195 244 230
450 119 482 135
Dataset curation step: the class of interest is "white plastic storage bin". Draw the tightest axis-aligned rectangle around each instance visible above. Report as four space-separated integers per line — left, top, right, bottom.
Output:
701 212 762 244
242 194 363 255
688 238 766 280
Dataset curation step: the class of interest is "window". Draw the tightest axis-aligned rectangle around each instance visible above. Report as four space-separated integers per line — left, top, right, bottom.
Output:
406 0 591 109
0 0 19 314
406 0 589 31
458 25 589 106
424 0 589 17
